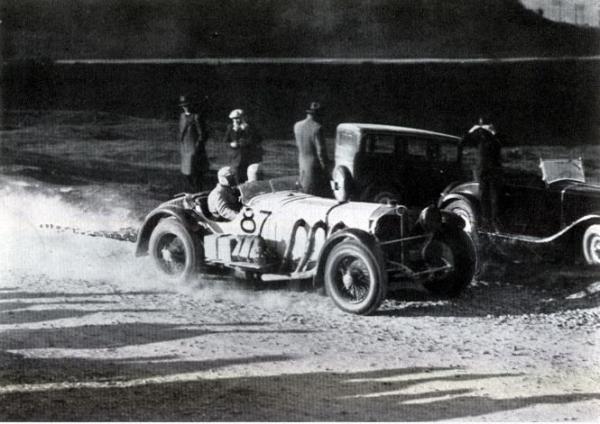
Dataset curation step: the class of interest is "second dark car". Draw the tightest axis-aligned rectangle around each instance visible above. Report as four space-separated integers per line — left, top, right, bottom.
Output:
331 123 467 207
439 157 600 266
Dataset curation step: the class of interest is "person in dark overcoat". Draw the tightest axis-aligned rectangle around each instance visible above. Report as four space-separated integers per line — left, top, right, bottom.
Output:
293 102 332 197
222 109 263 184
464 119 503 231
178 95 209 191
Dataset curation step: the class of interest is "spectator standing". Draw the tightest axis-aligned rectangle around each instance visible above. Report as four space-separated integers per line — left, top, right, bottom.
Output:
223 109 263 183
465 119 503 232
293 102 332 197
178 95 209 191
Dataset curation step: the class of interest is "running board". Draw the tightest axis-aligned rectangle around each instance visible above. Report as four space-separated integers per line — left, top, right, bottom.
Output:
480 231 550 244
261 270 316 282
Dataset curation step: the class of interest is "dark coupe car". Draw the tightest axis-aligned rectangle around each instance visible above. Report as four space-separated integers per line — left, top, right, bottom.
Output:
331 123 468 207
439 157 600 265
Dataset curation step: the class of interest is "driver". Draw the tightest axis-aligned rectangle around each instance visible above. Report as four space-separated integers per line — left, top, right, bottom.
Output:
208 166 242 220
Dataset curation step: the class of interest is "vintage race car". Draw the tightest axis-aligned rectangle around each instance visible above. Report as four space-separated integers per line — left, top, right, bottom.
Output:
439 158 600 265
136 177 476 315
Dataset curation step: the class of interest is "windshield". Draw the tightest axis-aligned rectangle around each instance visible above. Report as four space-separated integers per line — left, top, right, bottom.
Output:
540 158 585 184
239 176 299 203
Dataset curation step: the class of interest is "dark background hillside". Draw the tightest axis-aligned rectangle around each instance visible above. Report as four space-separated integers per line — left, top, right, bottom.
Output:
1 0 599 60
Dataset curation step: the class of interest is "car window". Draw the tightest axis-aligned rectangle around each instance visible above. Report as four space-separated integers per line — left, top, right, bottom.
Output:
406 138 427 159
364 134 395 154
338 130 358 149
336 130 358 160
438 141 458 162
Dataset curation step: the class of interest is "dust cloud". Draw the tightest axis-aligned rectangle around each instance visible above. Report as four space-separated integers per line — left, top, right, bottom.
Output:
0 182 160 290
0 179 318 312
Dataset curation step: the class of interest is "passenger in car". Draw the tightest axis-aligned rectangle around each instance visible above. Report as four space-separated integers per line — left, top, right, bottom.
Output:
208 166 242 221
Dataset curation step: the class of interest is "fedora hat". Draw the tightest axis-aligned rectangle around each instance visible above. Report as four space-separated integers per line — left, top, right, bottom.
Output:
306 101 321 114
229 109 244 119
178 95 191 107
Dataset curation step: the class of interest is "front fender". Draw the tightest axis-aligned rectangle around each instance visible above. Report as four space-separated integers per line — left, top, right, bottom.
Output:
135 205 205 257
313 228 384 287
438 192 480 212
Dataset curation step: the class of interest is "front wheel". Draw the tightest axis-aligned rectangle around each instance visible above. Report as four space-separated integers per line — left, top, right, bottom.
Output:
324 240 387 315
422 228 476 297
582 224 600 265
148 218 203 282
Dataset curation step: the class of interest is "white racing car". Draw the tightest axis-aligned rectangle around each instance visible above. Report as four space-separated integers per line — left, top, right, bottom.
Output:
136 177 475 315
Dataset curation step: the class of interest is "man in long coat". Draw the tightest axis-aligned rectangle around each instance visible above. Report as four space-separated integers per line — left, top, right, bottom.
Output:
465 119 503 231
294 102 331 197
222 109 263 183
178 95 209 191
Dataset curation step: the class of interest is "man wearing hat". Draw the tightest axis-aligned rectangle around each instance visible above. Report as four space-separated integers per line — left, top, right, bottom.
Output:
464 118 503 231
294 101 332 197
208 166 242 221
222 109 263 183
178 95 209 191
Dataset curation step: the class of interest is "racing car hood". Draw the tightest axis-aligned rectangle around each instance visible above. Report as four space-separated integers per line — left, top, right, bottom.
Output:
248 190 393 231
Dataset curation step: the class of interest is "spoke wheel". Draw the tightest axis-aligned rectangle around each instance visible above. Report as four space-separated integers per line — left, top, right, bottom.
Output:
155 234 187 275
583 224 600 265
324 240 387 315
149 218 202 282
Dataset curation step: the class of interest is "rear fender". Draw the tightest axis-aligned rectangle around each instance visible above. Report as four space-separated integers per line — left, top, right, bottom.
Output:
313 228 384 287
135 205 206 256
439 181 464 198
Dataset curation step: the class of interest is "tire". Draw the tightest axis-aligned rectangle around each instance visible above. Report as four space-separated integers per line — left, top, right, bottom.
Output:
324 240 387 315
148 218 203 282
443 199 481 275
442 199 478 240
422 227 476 297
331 165 354 202
582 224 600 265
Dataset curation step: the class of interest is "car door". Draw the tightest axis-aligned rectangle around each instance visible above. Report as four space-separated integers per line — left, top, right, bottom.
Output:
426 139 464 196
403 137 441 206
354 132 404 196
498 170 561 237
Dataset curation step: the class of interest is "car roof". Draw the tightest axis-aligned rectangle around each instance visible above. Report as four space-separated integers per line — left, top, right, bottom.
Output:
337 123 462 143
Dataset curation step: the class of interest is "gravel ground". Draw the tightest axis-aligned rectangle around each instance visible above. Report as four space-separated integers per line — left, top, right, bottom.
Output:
0 173 599 421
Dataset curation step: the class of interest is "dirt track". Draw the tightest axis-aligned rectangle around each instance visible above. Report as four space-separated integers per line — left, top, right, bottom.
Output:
1 110 599 420
0 173 599 421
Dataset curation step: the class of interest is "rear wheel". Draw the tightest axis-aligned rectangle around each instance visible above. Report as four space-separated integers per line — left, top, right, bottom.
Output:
422 228 476 297
324 240 387 315
582 224 600 265
149 218 203 282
